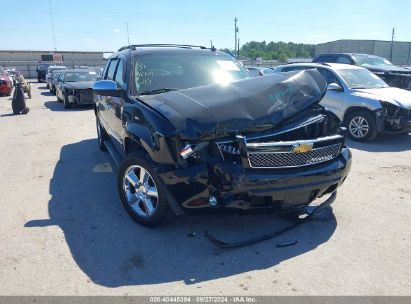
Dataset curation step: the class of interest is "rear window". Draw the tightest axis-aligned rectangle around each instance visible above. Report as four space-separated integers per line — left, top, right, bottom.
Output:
314 55 336 63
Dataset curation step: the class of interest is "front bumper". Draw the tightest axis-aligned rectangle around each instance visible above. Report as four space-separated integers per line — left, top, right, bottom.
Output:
160 147 352 211
67 89 94 105
383 113 411 133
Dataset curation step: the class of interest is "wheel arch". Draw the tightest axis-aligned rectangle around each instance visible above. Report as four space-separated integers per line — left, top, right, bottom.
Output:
343 106 376 123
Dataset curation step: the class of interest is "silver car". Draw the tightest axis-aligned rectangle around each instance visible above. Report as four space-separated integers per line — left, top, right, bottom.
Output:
276 63 411 141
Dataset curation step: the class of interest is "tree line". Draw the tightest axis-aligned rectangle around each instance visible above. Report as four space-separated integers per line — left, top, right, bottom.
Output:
220 41 316 62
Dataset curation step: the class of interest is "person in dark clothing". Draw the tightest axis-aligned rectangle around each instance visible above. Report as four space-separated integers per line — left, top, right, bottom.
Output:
12 83 29 114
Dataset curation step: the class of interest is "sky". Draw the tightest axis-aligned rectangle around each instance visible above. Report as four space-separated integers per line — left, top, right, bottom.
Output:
1 0 410 52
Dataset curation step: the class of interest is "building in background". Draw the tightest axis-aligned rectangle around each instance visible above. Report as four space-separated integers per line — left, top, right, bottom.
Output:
0 50 111 78
315 39 411 66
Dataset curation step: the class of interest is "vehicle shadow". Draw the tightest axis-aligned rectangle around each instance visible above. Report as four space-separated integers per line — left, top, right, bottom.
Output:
43 101 92 112
41 92 54 97
347 133 411 152
38 86 48 89
25 139 337 287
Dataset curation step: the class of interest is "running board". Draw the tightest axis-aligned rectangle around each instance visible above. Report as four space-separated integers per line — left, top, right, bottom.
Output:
103 139 123 167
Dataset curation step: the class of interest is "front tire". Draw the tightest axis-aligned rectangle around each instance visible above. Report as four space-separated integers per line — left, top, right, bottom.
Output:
117 153 169 227
345 110 377 142
63 93 72 109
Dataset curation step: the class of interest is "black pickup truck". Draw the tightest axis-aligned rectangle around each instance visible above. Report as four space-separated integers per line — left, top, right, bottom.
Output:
36 63 50 83
93 44 352 226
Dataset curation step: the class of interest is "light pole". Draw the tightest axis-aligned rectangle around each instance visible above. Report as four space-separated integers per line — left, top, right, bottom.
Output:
48 0 57 51
234 17 239 57
390 27 395 62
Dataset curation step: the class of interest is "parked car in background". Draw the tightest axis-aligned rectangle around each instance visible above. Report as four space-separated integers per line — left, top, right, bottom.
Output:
245 66 277 77
276 63 411 141
49 70 64 94
313 53 411 90
55 69 98 108
4 69 16 87
36 63 51 83
0 67 12 96
46 66 66 89
92 44 351 226
91 66 104 76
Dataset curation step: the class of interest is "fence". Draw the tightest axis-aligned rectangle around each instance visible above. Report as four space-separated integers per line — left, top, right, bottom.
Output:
0 60 106 79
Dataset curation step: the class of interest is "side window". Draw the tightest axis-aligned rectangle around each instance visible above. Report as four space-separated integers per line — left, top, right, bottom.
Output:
114 59 124 86
318 68 341 85
106 59 118 80
336 56 353 64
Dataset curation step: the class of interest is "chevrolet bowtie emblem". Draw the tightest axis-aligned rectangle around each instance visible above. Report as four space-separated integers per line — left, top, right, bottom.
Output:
292 143 313 154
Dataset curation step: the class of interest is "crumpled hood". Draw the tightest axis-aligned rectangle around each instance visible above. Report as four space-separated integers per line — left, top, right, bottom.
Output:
139 69 327 139
65 81 95 90
352 87 411 110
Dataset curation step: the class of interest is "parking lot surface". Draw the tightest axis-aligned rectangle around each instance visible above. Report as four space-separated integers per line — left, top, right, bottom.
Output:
0 83 410 295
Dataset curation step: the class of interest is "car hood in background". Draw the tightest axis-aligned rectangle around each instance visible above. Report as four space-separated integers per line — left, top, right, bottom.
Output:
65 81 95 90
353 87 411 109
139 69 327 139
363 64 411 75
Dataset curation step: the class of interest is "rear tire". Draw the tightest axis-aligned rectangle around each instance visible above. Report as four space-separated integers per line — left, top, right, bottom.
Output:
117 152 169 227
345 110 377 142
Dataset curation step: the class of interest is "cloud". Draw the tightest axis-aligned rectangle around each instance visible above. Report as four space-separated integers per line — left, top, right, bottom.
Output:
82 37 93 43
113 28 121 34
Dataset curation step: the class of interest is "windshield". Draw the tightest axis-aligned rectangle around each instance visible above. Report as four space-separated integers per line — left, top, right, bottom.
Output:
353 54 393 67
65 71 97 82
53 72 63 80
337 68 389 89
133 53 250 95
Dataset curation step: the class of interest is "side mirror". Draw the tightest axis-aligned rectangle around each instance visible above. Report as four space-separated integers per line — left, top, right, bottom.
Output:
327 83 343 92
93 80 122 97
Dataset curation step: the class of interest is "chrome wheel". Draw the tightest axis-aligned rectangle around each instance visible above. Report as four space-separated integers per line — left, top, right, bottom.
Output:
349 116 369 138
123 165 158 218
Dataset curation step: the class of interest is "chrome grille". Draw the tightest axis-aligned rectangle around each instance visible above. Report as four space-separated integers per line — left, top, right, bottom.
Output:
248 143 341 168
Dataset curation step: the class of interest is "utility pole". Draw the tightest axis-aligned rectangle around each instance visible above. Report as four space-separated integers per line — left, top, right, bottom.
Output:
390 27 395 62
126 22 130 46
234 17 239 57
48 0 57 51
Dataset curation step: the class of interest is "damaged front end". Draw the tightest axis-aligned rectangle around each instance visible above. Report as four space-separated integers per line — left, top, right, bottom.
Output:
159 109 350 212
138 69 352 213
66 88 94 105
380 101 411 133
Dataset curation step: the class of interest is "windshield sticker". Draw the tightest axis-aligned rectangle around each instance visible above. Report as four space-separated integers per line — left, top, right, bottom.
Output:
216 60 240 71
